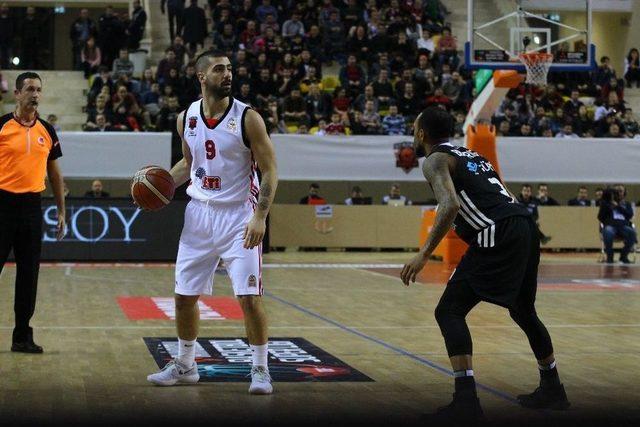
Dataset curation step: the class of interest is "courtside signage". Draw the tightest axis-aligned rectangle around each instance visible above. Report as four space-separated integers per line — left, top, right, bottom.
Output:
118 296 243 320
144 337 373 382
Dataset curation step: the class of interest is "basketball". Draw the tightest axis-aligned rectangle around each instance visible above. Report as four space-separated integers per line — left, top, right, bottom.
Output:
131 166 175 211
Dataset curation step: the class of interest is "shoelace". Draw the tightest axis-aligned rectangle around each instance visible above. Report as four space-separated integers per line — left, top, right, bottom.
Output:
249 367 271 383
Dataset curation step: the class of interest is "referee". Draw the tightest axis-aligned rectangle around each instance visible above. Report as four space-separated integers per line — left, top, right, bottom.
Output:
0 72 66 353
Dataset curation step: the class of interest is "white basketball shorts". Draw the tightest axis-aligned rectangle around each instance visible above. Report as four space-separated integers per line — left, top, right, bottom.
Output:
175 199 262 296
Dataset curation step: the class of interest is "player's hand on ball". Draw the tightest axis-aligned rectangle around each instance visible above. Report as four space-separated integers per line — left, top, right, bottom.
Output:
401 253 428 286
243 215 266 249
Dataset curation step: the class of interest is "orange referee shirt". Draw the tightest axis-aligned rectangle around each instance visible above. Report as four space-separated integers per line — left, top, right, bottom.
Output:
0 113 62 194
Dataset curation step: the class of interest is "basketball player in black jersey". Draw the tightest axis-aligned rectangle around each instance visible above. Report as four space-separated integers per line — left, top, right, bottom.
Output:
401 107 570 423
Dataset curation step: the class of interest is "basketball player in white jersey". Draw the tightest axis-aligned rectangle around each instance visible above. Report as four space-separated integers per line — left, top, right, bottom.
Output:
147 50 278 394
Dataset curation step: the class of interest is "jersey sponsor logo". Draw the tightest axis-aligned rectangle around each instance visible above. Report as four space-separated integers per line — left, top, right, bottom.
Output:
451 148 479 158
144 337 373 382
393 141 419 173
248 274 257 288
195 166 221 191
187 116 198 136
226 117 238 134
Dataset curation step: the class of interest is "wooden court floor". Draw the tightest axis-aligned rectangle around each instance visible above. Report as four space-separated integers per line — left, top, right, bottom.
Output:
0 252 639 427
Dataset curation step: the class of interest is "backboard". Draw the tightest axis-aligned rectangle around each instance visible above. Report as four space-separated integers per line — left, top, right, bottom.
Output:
465 0 595 71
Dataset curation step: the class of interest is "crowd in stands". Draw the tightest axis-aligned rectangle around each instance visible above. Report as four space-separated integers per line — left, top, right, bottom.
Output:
3 1 640 138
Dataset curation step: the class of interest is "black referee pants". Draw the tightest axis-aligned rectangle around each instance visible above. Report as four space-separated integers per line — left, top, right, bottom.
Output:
0 189 42 343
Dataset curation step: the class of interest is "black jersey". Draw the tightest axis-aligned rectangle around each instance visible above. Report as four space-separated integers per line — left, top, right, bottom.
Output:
427 143 530 246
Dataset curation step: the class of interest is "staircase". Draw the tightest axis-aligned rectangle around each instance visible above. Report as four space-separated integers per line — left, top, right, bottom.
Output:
624 87 640 118
1 70 87 131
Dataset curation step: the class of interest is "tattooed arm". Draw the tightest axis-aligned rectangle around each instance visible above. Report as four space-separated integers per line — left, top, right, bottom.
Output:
243 108 279 249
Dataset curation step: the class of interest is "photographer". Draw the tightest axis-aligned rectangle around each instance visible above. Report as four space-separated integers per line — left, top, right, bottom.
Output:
598 187 636 264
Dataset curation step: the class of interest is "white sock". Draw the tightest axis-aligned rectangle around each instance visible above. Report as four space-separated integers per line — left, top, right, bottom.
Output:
177 338 196 366
250 343 268 367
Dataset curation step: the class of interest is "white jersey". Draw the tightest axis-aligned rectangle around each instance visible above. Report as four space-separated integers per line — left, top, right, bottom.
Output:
183 98 259 207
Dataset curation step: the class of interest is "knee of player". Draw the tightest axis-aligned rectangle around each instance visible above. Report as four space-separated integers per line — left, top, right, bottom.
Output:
434 303 449 325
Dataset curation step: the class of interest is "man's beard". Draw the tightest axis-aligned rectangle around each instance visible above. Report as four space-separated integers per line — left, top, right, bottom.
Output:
415 143 427 158
207 84 231 99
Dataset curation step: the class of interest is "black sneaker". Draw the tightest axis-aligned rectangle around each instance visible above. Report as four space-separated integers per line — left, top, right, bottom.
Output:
620 257 632 264
517 384 570 410
11 340 44 354
423 393 485 426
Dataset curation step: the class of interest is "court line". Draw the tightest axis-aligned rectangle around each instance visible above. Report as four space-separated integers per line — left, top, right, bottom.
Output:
2 323 638 331
263 290 518 404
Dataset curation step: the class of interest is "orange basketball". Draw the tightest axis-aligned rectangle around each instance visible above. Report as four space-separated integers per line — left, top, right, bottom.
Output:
131 166 175 211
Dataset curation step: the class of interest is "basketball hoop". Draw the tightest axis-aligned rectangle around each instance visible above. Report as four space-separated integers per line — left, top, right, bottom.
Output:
518 52 554 85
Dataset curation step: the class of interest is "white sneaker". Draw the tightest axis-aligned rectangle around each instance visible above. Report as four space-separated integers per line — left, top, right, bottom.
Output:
248 366 273 395
147 359 200 386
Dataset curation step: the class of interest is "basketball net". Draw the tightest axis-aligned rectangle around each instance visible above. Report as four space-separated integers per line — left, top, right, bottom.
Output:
518 52 554 85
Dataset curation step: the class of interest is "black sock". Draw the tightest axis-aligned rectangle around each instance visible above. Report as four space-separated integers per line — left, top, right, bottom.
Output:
454 369 477 397
538 361 561 388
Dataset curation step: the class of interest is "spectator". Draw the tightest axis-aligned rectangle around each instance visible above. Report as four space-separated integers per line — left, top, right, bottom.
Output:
345 186 370 205
138 68 156 96
161 0 185 41
213 23 237 55
622 109 640 137
240 20 260 49
256 0 278 23
555 123 579 138
443 71 465 109
593 56 617 91
324 10 346 64
263 98 285 134
537 184 560 206
47 114 61 133
496 119 512 137
80 37 102 79
84 180 110 198
156 48 179 86
112 48 134 80
426 87 452 110
305 83 332 125
282 87 309 126
360 100 382 134
437 27 457 67
254 68 277 108
574 105 593 137
89 66 114 100
299 65 321 95
563 89 583 118
299 183 326 204
517 123 533 137
127 0 147 50
371 69 394 109
276 67 296 97
624 48 640 88
416 28 435 56
141 83 162 123
236 82 255 106
182 0 207 54
314 119 327 136
354 85 378 113
339 54 365 98
518 184 551 244
595 187 604 206
70 8 96 70
20 6 40 70
382 105 406 135
342 0 363 30
98 6 126 68
282 11 304 39
178 63 199 107
155 95 180 131
319 0 340 28
568 186 593 207
84 94 113 130
598 187 636 263
112 85 142 131
382 183 411 206
397 83 422 124
325 112 347 135
605 123 623 138
601 77 624 104
332 87 351 119
170 35 189 68
347 25 369 63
